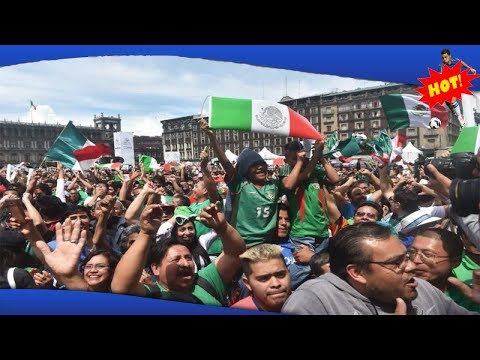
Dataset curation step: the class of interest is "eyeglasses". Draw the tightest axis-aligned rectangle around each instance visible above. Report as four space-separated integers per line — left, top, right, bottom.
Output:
354 211 378 220
364 252 413 274
84 264 110 271
407 248 450 265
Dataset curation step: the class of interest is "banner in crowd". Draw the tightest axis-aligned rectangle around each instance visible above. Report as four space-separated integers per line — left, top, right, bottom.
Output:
114 131 135 166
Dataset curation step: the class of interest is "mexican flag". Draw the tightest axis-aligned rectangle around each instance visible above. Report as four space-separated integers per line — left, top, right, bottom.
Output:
367 130 407 164
46 121 95 170
325 130 339 152
73 144 112 171
209 96 324 140
139 154 160 173
380 94 449 130
451 126 480 155
325 136 362 161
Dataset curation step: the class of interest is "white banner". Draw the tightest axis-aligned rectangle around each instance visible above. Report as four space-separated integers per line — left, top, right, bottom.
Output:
164 151 181 163
114 132 135 166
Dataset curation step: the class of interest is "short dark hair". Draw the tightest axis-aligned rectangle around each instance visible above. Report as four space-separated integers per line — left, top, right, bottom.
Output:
80 249 120 275
393 188 419 213
441 48 451 56
415 228 463 259
354 201 383 221
309 249 330 277
148 237 189 266
284 141 304 152
329 222 394 280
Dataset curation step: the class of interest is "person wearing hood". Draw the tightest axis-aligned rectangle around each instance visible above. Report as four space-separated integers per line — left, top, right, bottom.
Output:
282 222 478 315
200 119 304 248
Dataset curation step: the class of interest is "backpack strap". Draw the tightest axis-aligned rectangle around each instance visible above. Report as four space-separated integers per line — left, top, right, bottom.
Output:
7 267 16 289
196 276 227 306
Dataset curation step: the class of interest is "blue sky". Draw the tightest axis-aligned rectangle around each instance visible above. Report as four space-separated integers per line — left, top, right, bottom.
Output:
0 56 388 136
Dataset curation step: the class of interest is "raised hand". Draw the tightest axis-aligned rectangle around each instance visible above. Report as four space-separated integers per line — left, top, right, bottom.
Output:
97 195 116 216
139 204 163 235
447 270 480 304
199 118 214 136
198 201 227 233
426 164 451 197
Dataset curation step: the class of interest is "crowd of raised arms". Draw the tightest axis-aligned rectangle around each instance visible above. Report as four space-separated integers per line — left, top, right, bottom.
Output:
1 118 479 315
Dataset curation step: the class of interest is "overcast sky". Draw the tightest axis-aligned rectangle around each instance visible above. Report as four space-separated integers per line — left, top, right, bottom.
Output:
0 56 388 136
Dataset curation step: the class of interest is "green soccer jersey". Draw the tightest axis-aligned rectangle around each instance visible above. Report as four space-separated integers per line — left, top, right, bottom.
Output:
228 173 280 247
144 263 227 306
189 199 212 237
446 252 480 313
279 164 329 238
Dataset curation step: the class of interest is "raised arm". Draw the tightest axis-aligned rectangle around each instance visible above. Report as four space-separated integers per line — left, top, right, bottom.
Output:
199 119 235 183
200 148 222 204
12 216 88 291
379 164 394 201
198 201 246 284
282 150 306 190
92 195 116 250
111 204 162 296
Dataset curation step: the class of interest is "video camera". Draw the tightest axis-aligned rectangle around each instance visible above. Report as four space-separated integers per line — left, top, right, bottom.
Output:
415 152 478 180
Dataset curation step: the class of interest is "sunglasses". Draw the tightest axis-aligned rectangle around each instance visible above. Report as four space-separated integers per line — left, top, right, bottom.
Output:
175 217 194 226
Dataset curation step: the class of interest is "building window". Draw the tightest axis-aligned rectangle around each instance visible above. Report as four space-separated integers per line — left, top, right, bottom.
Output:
339 114 348 121
298 109 305 115
233 134 238 141
326 125 332 132
275 147 282 154
340 123 348 131
243 133 249 139
355 122 364 130
310 115 318 124
274 138 281 145
310 107 318 115
243 140 249 147
253 140 259 147
355 112 364 119
407 128 417 135
264 139 270 146
340 133 348 140
427 139 436 143
371 120 380 128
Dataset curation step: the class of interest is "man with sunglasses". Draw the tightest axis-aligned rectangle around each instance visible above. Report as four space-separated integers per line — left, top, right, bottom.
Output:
282 222 478 314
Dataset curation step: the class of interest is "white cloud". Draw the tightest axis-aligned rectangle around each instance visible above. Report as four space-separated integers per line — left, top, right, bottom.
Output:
0 56 388 136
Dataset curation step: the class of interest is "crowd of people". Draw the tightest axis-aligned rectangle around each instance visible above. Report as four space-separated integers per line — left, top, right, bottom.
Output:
0 118 479 315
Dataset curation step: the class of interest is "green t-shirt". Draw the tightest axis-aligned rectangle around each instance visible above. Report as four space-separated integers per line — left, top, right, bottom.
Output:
228 173 280 247
279 164 329 238
144 263 227 306
189 199 212 237
446 252 480 313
